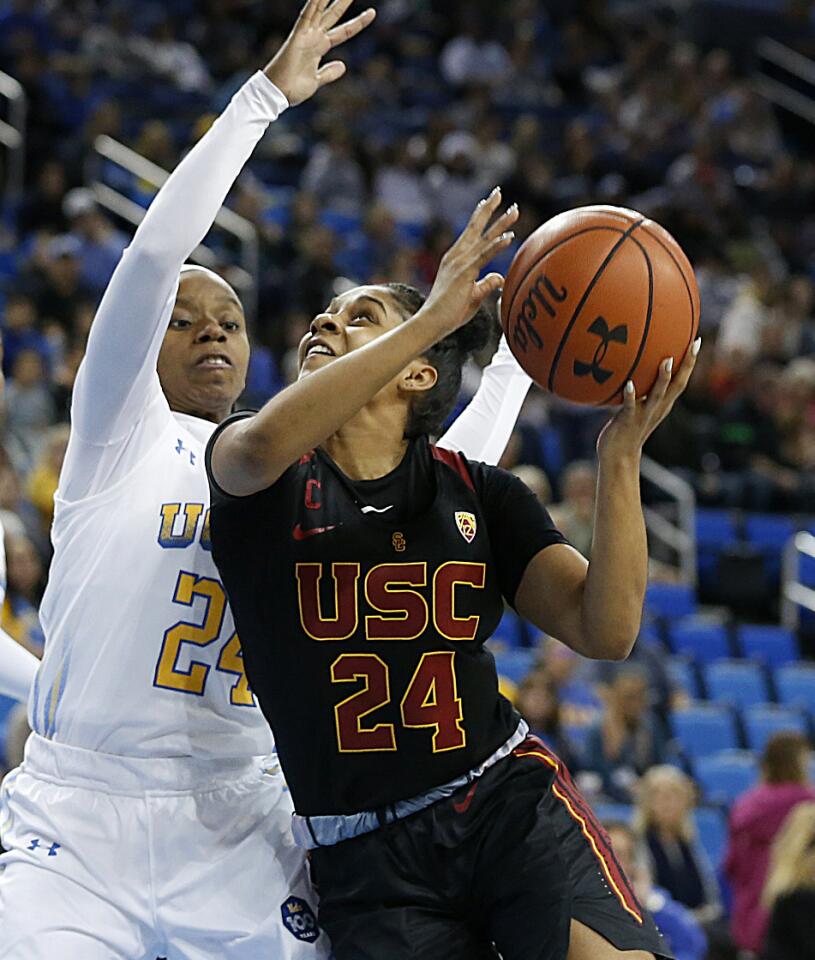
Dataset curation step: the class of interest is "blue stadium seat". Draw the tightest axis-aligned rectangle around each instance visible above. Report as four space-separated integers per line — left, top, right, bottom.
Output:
704 660 769 708
743 704 806 752
695 750 758 805
775 664 815 713
645 583 698 620
695 509 738 586
671 704 739 760
494 649 535 686
744 514 797 578
591 802 633 825
666 657 702 700
737 625 800 666
318 209 363 237
490 610 525 649
694 807 728 867
669 620 731 663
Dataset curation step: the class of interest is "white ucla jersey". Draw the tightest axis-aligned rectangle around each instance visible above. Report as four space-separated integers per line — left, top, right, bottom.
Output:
27 72 291 759
33 408 272 758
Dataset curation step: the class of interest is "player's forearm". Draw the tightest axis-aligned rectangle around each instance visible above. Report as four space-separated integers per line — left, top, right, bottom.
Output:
213 309 450 495
0 627 39 703
130 72 287 265
437 336 532 464
580 451 647 659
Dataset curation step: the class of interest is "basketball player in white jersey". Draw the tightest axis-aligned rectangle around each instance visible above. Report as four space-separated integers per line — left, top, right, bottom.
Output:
0 3 534 957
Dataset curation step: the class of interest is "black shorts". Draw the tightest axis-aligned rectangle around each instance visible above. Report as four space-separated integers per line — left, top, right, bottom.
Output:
310 736 672 960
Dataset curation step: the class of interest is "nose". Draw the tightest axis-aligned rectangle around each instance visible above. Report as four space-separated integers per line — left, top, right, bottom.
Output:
310 312 340 337
195 316 227 343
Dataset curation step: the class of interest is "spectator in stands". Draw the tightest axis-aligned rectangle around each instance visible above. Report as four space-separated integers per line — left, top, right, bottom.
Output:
725 732 815 955
549 460 596 558
25 423 69 539
25 234 94 334
1 294 52 378
439 14 512 88
1 533 45 656
373 139 433 228
3 349 56 466
15 160 69 237
63 188 128 294
583 665 667 802
606 821 707 960
633 766 722 923
511 465 552 507
301 124 367 215
516 668 579 773
762 802 815 960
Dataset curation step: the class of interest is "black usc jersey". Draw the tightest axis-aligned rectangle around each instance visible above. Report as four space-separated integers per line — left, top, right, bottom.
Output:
206 418 567 817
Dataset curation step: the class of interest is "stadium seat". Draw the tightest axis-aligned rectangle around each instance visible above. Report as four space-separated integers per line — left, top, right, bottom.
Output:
695 508 738 587
493 649 535 686
490 610 525 649
668 620 731 663
666 657 702 700
775 664 815 713
737 625 800 666
695 750 758 805
744 514 797 578
743 704 807 752
704 660 769 708
591 802 633 825
694 807 728 867
645 583 698 620
671 704 739 760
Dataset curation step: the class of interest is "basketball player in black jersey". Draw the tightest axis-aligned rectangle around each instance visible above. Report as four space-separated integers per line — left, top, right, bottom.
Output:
206 190 700 960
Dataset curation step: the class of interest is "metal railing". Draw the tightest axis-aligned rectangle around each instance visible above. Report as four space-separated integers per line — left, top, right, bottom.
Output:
754 37 815 126
781 531 815 630
0 70 26 205
88 135 260 317
641 456 697 586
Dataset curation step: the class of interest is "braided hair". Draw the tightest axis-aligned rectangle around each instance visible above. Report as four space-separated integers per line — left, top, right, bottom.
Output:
384 283 495 439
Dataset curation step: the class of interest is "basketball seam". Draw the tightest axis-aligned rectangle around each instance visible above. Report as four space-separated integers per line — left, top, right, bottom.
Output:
637 222 699 350
503 226 626 329
597 234 653 405
548 219 645 393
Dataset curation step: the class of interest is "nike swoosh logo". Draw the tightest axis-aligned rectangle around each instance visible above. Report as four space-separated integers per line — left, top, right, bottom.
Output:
292 523 339 541
360 504 394 514
452 780 478 814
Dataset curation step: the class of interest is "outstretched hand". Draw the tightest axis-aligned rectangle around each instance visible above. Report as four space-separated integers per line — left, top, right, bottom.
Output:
597 338 702 461
419 187 518 340
264 0 376 106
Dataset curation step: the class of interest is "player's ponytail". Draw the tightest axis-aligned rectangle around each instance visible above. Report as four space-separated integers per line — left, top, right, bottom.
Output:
385 283 495 440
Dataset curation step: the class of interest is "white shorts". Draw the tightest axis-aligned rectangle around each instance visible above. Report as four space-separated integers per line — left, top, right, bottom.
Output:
0 734 330 960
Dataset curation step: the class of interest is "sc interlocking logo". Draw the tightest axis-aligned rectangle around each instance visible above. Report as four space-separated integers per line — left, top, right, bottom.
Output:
281 896 321 943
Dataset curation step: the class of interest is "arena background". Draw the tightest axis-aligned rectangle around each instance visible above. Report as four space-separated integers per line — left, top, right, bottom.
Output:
1 1 815 957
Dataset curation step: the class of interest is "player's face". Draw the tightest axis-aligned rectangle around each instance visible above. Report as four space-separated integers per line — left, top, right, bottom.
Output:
296 285 408 376
158 270 250 423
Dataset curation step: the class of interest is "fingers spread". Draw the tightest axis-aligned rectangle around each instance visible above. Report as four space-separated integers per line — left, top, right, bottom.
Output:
484 203 519 242
316 60 347 86
322 0 355 29
328 7 376 46
299 0 324 27
462 187 503 245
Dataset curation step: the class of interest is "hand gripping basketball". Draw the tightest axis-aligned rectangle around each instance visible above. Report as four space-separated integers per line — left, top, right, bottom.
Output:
597 337 702 461
421 188 519 340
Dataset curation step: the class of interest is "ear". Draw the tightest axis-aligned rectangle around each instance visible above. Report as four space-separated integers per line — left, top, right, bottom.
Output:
397 358 438 397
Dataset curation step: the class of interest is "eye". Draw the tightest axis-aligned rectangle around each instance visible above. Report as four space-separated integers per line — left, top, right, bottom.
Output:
349 313 372 325
169 317 192 330
221 320 241 332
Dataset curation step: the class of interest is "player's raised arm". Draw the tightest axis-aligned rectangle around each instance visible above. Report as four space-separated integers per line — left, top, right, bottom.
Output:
70 0 375 450
437 333 532 464
514 342 700 660
209 192 518 496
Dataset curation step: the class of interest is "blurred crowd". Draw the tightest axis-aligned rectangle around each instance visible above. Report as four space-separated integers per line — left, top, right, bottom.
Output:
2 3 815 958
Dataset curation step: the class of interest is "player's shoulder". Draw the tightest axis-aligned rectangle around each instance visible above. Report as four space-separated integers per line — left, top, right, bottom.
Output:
429 444 517 500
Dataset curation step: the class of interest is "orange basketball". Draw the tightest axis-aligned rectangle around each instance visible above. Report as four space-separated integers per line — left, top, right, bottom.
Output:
499 205 700 405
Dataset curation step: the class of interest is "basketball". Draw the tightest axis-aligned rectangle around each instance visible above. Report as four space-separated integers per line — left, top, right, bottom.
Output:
499 205 700 405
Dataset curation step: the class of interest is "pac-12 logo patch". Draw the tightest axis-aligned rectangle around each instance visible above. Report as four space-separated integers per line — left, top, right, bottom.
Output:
455 511 477 543
281 896 321 943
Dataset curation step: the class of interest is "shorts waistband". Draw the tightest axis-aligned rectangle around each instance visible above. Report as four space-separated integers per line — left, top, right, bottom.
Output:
292 720 529 850
22 733 270 796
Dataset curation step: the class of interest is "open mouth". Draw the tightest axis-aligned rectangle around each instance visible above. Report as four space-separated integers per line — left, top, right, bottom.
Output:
304 339 336 359
196 353 233 369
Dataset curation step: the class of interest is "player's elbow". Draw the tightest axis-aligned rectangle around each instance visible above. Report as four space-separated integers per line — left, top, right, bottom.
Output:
578 613 640 661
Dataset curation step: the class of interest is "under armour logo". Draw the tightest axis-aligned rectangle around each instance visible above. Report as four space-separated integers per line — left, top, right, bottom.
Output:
27 838 60 856
175 439 197 466
573 316 628 384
